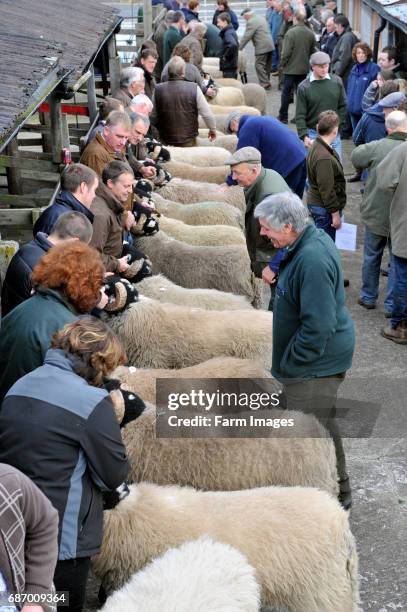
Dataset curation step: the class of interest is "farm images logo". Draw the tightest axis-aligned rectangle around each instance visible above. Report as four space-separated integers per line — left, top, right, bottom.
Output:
156 378 297 438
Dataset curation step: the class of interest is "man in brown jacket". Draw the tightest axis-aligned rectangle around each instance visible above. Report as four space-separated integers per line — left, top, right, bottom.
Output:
182 21 206 69
111 67 145 107
0 463 58 612
90 160 136 273
81 110 131 178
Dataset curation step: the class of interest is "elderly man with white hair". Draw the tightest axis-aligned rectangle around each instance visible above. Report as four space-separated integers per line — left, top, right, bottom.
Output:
182 20 207 69
112 67 145 107
254 191 354 509
130 93 154 116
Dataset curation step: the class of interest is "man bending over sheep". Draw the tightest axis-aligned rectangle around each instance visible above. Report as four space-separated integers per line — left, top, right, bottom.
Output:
254 191 355 509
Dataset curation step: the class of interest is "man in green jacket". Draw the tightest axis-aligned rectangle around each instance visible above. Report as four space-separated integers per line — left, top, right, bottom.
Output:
240 9 274 88
225 146 289 281
351 110 407 315
278 10 316 123
254 191 355 509
163 11 186 66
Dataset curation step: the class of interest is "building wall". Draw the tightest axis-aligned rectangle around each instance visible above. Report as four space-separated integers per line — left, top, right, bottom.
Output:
339 0 397 49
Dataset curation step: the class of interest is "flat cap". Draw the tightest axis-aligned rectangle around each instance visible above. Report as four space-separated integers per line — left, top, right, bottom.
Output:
310 51 331 65
241 7 253 15
378 92 406 108
225 146 261 166
226 110 242 133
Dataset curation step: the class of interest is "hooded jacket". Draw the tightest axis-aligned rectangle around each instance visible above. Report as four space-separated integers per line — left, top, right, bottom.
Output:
33 190 94 237
219 24 239 72
89 183 126 272
1 232 53 318
0 349 129 561
352 103 386 146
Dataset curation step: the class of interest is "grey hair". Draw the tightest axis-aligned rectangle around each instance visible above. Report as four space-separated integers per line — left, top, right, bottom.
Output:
189 21 207 35
168 55 186 77
120 67 145 88
128 111 150 127
254 192 310 233
320 9 334 24
165 10 175 23
131 94 153 111
385 109 407 130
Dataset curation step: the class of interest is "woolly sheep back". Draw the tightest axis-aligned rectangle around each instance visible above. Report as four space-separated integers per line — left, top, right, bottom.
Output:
210 87 245 107
162 160 228 184
167 145 230 167
196 132 237 153
158 178 245 212
152 193 243 229
158 216 245 246
209 104 261 116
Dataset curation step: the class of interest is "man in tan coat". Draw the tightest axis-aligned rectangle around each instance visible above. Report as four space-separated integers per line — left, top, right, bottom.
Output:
240 8 274 89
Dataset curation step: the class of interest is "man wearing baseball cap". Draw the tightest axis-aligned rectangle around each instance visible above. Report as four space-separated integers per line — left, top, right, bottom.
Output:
225 146 289 306
296 50 347 159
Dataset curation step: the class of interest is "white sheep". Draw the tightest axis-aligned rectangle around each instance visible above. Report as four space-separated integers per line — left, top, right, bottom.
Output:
133 232 255 300
167 145 230 167
114 356 268 403
196 131 237 153
93 483 359 611
135 275 253 310
151 193 243 229
210 87 245 107
158 215 245 246
202 57 220 67
216 78 244 89
101 537 261 612
107 296 272 367
209 104 260 116
158 178 245 212
199 113 229 133
241 83 267 115
162 160 228 184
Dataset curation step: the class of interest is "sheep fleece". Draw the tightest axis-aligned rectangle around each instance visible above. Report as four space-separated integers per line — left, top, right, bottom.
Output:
166 145 230 167
107 297 272 368
101 537 260 612
158 178 245 212
158 215 245 246
162 160 228 184
152 193 243 228
93 484 359 611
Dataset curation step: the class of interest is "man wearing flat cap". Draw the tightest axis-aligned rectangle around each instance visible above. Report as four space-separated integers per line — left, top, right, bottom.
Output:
296 51 347 159
225 146 289 298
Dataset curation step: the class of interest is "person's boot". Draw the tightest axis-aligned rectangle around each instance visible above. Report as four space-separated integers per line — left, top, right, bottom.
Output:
381 319 407 344
338 476 352 511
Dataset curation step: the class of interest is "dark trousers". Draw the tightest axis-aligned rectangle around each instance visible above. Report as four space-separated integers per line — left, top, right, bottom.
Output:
54 557 91 612
279 73 306 121
391 254 407 327
280 375 348 482
285 160 307 198
222 70 238 79
308 204 337 242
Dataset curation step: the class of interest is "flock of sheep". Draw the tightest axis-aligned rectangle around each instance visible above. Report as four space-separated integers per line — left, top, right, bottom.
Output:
97 72 360 611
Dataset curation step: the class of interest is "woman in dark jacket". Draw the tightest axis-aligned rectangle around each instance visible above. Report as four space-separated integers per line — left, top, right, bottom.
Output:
307 110 346 242
182 0 201 23
217 12 239 78
0 316 130 612
0 241 106 402
347 42 379 130
213 0 239 31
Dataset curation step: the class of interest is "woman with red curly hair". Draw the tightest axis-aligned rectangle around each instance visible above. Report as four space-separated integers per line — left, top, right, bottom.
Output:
0 241 105 403
347 42 379 130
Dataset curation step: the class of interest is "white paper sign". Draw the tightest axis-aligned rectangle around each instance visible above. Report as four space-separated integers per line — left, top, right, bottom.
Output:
335 222 357 251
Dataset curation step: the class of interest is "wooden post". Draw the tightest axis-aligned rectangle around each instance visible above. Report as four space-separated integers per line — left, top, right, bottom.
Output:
87 66 98 123
5 139 23 195
108 36 121 94
49 93 63 164
39 111 52 152
143 0 153 39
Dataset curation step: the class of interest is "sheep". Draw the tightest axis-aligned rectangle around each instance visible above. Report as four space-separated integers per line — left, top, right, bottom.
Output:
209 87 245 107
241 83 267 115
107 295 272 367
202 67 223 78
196 131 237 153
167 145 231 167
158 216 245 246
162 160 228 184
151 193 243 229
114 356 268 402
101 537 261 612
199 113 229 133
158 178 245 212
135 275 253 310
209 104 261 116
215 78 244 89
202 57 220 67
132 232 255 300
93 483 359 611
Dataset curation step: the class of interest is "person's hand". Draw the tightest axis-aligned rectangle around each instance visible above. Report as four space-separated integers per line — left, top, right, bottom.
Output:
117 255 130 272
371 79 378 89
140 165 156 179
262 266 277 285
124 211 136 231
331 211 342 229
208 129 217 142
303 136 314 149
97 287 109 310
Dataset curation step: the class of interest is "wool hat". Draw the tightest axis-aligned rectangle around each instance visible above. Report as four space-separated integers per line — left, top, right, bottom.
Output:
378 92 406 108
310 51 331 66
225 146 262 166
103 276 139 313
226 110 242 134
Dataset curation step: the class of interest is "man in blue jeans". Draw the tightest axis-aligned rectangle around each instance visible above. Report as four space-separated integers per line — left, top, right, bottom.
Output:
350 110 407 314
377 138 407 343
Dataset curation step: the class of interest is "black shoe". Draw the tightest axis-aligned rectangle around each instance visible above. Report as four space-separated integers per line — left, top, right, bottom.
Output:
278 116 288 124
338 477 352 511
385 311 392 318
290 117 296 124
344 279 350 288
357 297 375 309
380 267 389 277
347 173 362 183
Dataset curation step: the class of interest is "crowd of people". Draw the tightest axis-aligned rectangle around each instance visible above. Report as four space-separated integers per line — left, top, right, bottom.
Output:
0 2 406 611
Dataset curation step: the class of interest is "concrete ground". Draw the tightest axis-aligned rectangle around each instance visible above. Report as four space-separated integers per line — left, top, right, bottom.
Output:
84 50 406 612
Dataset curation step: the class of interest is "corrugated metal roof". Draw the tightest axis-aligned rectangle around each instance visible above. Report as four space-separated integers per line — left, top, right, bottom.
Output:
0 0 121 148
363 0 407 34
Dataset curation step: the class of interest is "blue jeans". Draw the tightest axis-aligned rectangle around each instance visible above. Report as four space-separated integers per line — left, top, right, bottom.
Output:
308 128 342 161
271 47 279 70
308 205 337 242
391 254 407 327
360 229 394 312
349 112 362 131
285 160 307 198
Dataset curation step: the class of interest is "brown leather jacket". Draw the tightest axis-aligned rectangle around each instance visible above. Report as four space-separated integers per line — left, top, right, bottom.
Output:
154 78 199 145
89 183 126 272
